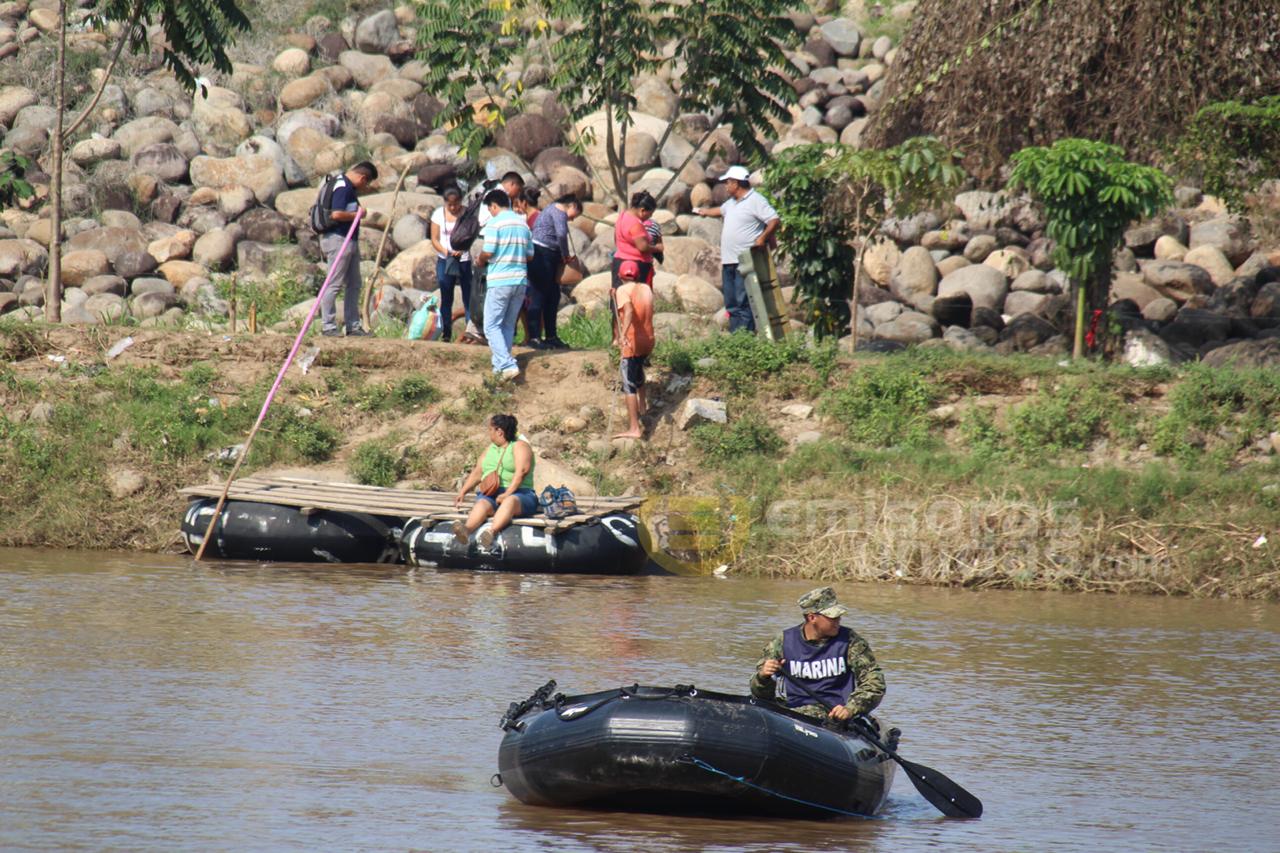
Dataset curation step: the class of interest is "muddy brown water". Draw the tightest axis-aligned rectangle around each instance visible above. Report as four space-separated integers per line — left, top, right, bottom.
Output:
2 547 1277 851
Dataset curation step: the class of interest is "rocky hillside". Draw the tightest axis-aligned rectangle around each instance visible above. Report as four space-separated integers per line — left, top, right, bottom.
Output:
0 0 916 334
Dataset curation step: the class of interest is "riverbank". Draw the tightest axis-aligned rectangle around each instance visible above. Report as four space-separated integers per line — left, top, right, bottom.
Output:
3 324 1278 598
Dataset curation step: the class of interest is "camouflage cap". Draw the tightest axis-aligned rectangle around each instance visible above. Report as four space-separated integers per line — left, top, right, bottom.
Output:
797 586 848 618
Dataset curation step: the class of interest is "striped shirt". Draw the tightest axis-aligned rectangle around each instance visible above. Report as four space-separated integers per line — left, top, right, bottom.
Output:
481 209 533 288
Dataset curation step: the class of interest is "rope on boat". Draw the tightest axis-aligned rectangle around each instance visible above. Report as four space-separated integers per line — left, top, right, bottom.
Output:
684 756 884 820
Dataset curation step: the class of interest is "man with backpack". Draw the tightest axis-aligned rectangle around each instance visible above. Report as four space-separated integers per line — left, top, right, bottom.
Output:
313 161 376 337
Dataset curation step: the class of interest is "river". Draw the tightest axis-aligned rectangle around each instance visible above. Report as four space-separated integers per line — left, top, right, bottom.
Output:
1 548 1277 851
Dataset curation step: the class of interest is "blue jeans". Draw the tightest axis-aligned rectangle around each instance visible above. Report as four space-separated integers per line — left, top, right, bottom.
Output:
476 486 538 516
436 257 472 342
721 264 755 333
484 284 527 372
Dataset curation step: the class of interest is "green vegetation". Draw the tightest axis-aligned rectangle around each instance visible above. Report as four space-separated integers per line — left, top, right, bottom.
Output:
0 149 33 206
348 440 405 486
655 331 836 393
558 311 614 351
415 0 801 201
213 269 314 329
822 357 939 448
1008 138 1173 357
1173 96 1280 212
765 138 965 336
691 413 784 462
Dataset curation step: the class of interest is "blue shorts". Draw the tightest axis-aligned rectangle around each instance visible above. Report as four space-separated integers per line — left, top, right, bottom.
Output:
475 487 539 516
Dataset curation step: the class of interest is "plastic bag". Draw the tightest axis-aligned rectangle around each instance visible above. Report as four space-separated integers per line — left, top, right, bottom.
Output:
406 292 441 341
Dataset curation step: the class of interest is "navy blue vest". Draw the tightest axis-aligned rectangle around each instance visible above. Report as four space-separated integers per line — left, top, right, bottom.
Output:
780 624 853 709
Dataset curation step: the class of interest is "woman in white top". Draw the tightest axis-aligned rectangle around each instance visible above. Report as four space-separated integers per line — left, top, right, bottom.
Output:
430 185 474 342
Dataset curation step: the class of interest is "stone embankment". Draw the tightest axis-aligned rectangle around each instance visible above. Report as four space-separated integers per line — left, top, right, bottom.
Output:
0 2 917 335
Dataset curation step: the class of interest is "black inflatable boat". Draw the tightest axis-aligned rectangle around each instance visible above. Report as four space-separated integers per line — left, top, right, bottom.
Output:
181 498 402 563
496 682 897 819
400 514 647 574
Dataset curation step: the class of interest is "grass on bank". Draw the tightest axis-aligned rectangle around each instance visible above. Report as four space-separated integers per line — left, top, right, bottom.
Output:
655 335 1280 597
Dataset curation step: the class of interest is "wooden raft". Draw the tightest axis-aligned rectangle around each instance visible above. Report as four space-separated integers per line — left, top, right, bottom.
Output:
179 476 644 532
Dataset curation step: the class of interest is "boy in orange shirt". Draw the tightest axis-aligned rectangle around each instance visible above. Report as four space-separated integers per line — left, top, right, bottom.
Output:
613 260 655 439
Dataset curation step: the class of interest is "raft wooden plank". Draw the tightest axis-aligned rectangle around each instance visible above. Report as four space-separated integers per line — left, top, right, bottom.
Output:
178 476 642 531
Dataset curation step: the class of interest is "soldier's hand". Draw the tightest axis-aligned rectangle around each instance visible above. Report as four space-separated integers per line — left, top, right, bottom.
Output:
758 658 784 679
828 704 852 721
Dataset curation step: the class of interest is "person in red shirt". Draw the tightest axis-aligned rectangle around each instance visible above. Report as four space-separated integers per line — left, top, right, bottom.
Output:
613 260 655 440
612 191 657 289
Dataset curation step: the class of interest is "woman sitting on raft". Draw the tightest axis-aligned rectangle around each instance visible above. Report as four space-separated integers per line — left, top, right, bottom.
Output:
452 414 537 548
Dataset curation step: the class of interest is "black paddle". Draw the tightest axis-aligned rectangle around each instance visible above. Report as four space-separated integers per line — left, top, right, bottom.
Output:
779 672 984 819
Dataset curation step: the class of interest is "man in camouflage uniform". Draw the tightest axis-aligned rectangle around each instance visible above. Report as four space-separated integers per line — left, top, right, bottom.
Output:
749 586 886 722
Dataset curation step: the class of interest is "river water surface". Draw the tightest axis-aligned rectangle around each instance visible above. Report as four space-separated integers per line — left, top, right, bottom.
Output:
2 548 1277 851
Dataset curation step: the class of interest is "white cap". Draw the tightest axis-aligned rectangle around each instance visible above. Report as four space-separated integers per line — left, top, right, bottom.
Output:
719 165 751 182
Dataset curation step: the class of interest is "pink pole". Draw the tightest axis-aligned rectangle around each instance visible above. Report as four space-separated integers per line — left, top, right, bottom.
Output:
193 211 363 561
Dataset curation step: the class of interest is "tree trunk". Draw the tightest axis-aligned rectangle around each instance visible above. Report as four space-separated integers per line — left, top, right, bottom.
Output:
44 0 66 324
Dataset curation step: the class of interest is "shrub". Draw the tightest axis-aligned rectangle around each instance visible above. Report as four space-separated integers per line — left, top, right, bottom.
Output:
691 413 784 462
349 441 404 486
559 311 614 351
822 359 939 448
1007 381 1122 456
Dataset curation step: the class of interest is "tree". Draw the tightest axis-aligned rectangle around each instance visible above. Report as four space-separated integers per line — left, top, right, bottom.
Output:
765 137 966 340
414 0 802 204
1008 138 1172 359
44 0 249 322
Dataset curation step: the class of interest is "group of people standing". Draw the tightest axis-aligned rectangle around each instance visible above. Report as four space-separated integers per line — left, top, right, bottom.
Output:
316 162 780 416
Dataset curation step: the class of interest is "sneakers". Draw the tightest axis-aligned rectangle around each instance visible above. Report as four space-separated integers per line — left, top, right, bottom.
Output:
321 328 341 337
450 520 468 544
546 338 570 350
500 367 521 382
526 338 546 350
345 328 371 337
477 527 495 549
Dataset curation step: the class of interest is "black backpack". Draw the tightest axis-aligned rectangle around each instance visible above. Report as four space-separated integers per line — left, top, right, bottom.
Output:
308 173 342 234
449 195 485 252
448 178 501 252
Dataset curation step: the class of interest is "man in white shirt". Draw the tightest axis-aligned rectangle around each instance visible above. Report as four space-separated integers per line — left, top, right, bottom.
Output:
692 165 780 334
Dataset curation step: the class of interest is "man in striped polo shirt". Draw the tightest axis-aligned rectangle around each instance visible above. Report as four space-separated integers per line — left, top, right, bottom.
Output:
475 189 533 381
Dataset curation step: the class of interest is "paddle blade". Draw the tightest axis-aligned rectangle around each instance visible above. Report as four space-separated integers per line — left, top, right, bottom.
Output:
896 756 984 818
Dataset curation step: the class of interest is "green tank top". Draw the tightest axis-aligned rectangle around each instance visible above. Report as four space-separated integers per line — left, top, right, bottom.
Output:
481 437 535 490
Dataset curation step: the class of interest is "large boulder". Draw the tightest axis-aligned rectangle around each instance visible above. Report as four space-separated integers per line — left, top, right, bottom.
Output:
494 112 563 163
113 116 181 158
1111 271 1162 310
874 310 939 344
235 241 299 278
1189 216 1251 266
674 274 723 314
189 155 287 205
279 75 331 111
818 17 862 56
192 228 238 270
238 208 294 244
0 85 38 128
340 50 394 89
889 245 937 311
71 137 122 167
1158 307 1232 349
661 236 714 277
633 76 678 121
1201 339 1280 370
382 240 436 289
1183 244 1236 287
937 263 1008 311
355 10 398 53
67 227 148 267
277 108 341 148
861 239 900 286
131 142 189 183
1124 213 1190 254
1141 259 1215 303
0 239 48 278
192 86 252 156
60 250 111 286
147 230 196 264
953 190 1015 230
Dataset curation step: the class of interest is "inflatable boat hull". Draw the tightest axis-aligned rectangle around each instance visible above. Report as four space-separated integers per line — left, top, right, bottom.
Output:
400 514 646 574
182 498 401 563
498 684 895 818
